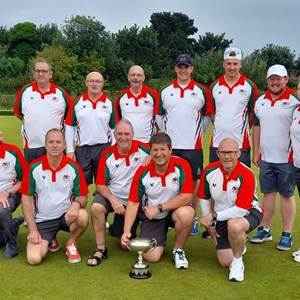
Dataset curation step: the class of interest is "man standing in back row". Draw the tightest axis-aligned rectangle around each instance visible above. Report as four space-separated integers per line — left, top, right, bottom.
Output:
115 65 158 143
14 58 72 164
65 71 116 186
250 65 299 250
155 54 209 236
207 47 258 167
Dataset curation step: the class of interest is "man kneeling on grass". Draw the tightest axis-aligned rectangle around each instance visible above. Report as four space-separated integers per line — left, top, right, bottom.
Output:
21 129 89 265
198 138 263 282
121 132 194 269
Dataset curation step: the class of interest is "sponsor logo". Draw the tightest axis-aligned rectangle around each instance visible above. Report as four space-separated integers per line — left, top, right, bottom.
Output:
232 186 239 193
63 174 70 182
212 183 216 187
218 91 222 94
42 175 46 180
1 162 10 170
83 105 86 108
150 183 154 187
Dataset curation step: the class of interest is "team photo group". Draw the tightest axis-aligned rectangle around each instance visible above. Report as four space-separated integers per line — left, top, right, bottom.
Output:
1 46 300 283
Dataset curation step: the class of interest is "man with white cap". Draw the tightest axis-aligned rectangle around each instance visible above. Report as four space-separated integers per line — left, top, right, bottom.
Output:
204 47 258 239
250 64 300 250
207 47 258 168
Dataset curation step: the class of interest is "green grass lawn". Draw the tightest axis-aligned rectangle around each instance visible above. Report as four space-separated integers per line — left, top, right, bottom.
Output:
0 116 300 300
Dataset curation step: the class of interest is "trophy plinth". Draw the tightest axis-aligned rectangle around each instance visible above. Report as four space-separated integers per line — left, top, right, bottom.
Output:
127 238 157 279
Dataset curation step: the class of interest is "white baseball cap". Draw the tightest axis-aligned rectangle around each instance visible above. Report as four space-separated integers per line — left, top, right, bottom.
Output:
266 64 288 78
224 47 242 60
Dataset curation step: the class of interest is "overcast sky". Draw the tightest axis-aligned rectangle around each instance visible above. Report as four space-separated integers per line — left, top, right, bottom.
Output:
0 0 299 56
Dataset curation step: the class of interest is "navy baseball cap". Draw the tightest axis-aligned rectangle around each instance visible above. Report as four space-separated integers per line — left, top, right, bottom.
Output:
175 54 193 66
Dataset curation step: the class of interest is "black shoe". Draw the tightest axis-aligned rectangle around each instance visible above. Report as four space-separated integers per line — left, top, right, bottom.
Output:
201 229 211 239
4 242 18 259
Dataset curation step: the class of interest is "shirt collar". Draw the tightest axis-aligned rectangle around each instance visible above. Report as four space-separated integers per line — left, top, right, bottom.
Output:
173 78 195 90
82 91 106 103
149 156 176 178
113 140 139 160
218 73 245 88
264 87 293 101
41 154 69 172
219 160 242 181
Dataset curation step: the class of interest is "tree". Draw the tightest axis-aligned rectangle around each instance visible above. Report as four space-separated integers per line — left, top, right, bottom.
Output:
193 51 224 86
194 32 233 54
8 22 40 65
62 15 110 59
115 25 160 75
30 45 85 95
0 57 25 78
252 44 296 74
37 23 61 47
150 12 198 67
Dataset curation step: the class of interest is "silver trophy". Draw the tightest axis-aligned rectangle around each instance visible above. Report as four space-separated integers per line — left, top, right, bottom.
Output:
127 237 157 279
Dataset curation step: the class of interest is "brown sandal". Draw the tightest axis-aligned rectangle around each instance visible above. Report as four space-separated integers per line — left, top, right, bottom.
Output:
86 248 108 267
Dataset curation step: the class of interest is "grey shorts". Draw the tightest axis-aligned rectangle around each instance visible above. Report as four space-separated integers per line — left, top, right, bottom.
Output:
209 147 251 168
259 161 295 197
216 208 263 250
172 149 203 180
75 143 111 185
93 192 139 238
36 214 69 242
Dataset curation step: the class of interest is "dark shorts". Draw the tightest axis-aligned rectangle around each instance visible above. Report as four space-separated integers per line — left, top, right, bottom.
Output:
93 192 139 238
75 143 111 185
294 166 300 197
216 208 263 250
172 149 203 180
24 147 47 164
36 214 69 243
209 147 251 168
138 210 176 246
259 161 295 197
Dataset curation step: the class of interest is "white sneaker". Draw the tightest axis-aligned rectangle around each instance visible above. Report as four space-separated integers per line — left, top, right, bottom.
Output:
173 249 188 269
106 222 110 229
292 248 300 258
229 259 244 282
294 255 300 263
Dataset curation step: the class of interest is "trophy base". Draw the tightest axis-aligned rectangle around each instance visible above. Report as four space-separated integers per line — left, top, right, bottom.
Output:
129 270 152 279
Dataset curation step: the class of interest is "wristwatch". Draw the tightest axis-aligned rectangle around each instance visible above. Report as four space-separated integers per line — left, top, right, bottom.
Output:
211 211 218 228
212 211 218 221
157 203 163 212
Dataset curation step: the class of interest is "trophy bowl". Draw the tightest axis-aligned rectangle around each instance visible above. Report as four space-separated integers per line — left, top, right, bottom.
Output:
127 237 157 279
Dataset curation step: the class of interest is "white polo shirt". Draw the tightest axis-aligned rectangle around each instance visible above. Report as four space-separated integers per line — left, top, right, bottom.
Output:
14 82 71 149
290 106 300 167
65 92 116 150
208 74 258 148
155 79 208 150
20 155 88 223
254 88 300 163
0 142 26 192
129 156 193 219
96 140 150 205
197 161 261 221
115 86 158 143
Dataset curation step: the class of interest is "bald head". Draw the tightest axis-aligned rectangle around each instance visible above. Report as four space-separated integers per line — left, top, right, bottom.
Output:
218 138 239 151
86 72 104 82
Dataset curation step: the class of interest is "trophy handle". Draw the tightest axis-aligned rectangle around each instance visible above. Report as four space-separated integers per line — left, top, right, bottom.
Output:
147 238 157 253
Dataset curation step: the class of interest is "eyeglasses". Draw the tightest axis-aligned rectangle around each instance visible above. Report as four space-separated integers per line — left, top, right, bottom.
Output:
87 80 103 85
34 69 50 74
218 150 239 157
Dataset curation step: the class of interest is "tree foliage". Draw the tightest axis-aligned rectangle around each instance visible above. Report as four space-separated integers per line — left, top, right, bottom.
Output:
252 44 296 73
150 12 198 67
0 13 299 95
8 22 39 64
194 32 233 54
62 15 110 59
